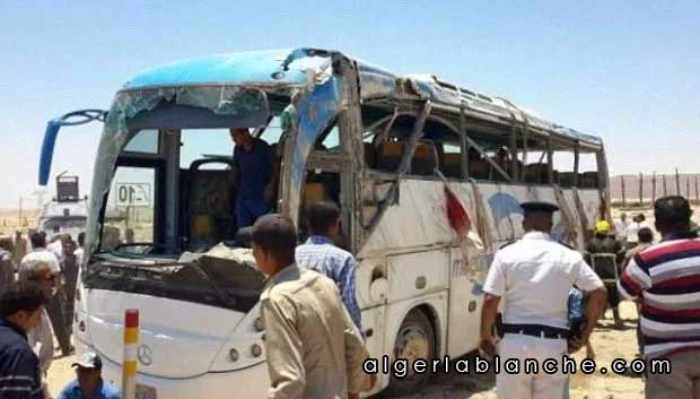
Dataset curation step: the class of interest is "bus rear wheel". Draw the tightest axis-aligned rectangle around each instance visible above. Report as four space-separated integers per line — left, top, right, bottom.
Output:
384 309 435 397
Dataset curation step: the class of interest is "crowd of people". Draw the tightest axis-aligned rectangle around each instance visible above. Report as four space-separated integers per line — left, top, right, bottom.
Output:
0 229 113 399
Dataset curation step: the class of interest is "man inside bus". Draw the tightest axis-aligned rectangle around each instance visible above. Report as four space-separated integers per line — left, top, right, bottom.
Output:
250 214 373 399
230 128 275 230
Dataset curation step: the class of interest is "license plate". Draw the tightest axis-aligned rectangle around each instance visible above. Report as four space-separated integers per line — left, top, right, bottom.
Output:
135 384 157 399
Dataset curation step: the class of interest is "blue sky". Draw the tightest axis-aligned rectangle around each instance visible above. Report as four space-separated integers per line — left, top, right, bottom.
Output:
1 1 698 207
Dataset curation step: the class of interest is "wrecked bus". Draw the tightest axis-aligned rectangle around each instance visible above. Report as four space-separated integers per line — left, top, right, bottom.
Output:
39 48 610 398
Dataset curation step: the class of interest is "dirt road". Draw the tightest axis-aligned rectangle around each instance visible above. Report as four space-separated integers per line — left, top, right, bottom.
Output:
47 302 644 398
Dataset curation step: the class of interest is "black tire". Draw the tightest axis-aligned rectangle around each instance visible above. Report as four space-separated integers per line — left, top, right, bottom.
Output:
383 309 436 397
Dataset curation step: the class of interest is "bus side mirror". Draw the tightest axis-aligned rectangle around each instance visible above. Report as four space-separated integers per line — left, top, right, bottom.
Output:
39 120 62 186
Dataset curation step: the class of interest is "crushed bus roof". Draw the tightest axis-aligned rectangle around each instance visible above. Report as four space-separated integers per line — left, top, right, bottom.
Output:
122 47 602 148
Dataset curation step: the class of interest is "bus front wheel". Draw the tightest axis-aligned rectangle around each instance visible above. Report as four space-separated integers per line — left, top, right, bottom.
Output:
384 309 435 397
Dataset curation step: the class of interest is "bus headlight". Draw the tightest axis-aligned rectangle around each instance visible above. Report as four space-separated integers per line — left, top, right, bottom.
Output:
254 317 265 332
229 348 239 362
251 344 262 358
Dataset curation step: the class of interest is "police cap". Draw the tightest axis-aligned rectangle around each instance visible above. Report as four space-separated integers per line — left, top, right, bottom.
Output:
520 201 559 214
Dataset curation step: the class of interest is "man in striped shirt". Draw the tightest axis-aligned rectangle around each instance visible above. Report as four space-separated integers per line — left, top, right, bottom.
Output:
618 195 700 399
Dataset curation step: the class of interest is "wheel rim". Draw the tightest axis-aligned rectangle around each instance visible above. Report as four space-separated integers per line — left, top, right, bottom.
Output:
394 324 431 379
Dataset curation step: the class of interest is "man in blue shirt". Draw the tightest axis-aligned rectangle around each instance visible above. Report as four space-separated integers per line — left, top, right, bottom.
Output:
296 201 362 331
57 352 120 399
0 282 46 399
230 128 274 229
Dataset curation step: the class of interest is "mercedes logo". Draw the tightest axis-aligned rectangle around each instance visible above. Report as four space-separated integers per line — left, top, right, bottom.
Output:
137 345 153 366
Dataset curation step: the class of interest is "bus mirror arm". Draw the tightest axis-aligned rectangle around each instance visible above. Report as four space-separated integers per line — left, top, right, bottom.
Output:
38 109 107 186
39 120 61 186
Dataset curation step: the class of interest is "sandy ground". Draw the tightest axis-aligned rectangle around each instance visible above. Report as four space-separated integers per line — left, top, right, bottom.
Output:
46 353 76 398
46 302 644 398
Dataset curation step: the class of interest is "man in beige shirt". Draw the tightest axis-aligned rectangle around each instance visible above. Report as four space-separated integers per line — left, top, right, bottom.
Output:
251 214 374 399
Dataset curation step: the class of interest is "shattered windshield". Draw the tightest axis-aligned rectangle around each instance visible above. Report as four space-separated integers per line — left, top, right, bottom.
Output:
97 104 290 256
84 245 265 312
87 86 275 257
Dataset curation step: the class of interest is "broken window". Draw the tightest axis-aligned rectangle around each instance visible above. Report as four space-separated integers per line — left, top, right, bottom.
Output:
124 129 159 154
578 150 600 189
518 136 550 185
463 138 511 183
316 124 340 151
362 114 449 178
439 142 463 179
102 166 156 251
552 150 576 188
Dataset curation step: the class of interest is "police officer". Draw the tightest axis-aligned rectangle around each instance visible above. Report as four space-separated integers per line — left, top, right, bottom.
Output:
480 201 608 399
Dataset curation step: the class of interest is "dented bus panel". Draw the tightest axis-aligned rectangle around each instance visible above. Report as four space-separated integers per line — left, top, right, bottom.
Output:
37 48 608 398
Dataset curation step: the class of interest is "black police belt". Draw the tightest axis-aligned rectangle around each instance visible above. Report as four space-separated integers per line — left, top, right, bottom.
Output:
502 323 570 339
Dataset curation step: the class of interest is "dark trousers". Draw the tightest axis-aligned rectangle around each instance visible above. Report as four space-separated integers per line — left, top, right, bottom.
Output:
636 304 644 355
63 287 75 337
63 261 79 336
605 283 621 308
46 289 72 355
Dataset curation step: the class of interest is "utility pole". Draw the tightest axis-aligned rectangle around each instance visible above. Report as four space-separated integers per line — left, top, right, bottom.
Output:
676 168 682 196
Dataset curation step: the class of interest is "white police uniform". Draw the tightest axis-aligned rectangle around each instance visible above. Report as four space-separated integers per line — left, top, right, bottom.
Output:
483 202 604 399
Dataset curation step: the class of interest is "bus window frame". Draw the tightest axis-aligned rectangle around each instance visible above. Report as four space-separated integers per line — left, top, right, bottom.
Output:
363 103 605 192
101 157 166 253
548 136 605 191
96 128 169 253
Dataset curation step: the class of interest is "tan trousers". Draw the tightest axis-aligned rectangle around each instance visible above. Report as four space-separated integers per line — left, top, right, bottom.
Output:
647 351 700 399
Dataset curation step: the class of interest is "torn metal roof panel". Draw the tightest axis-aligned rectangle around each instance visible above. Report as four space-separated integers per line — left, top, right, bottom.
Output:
122 49 314 90
120 47 601 147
